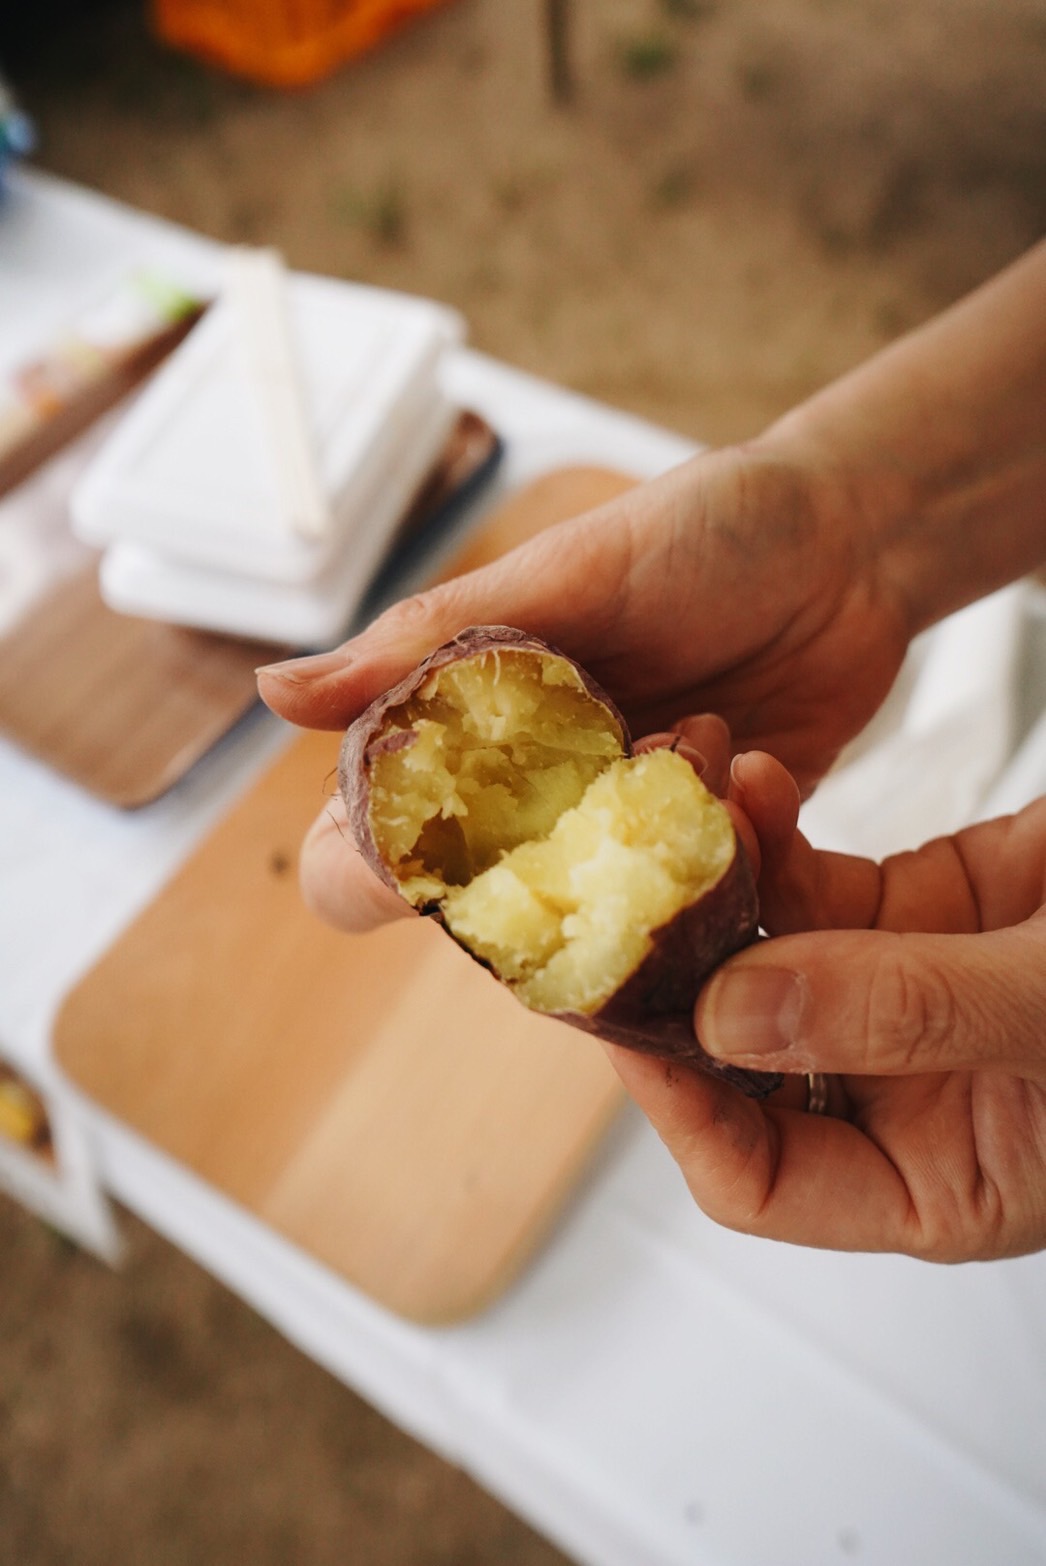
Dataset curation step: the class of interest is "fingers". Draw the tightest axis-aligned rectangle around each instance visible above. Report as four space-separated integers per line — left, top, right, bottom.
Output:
728 750 884 933
635 720 765 872
258 498 640 731
695 916 1046 1082
298 795 413 934
671 713 732 795
701 765 1046 1080
602 1044 917 1252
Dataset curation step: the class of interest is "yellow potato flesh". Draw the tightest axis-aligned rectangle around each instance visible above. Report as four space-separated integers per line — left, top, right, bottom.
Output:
368 649 623 901
366 647 736 1014
443 751 735 1013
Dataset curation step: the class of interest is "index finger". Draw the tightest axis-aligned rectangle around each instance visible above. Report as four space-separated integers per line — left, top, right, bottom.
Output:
257 494 641 732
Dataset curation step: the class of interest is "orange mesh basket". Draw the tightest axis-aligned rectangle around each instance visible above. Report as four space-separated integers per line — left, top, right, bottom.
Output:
151 0 459 88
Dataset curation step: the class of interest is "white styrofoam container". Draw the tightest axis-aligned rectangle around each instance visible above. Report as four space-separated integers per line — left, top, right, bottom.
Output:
98 389 458 647
71 271 464 586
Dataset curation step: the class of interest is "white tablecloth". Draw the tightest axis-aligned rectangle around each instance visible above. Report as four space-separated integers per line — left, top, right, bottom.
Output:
2 170 1046 1566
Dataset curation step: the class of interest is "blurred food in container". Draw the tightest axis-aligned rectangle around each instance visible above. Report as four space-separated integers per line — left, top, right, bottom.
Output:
0 1063 52 1157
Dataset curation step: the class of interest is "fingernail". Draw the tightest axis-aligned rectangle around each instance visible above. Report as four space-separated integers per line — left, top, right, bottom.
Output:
700 967 806 1058
669 738 708 776
255 648 353 682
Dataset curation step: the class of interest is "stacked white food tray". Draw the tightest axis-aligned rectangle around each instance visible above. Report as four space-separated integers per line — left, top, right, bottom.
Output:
71 253 463 647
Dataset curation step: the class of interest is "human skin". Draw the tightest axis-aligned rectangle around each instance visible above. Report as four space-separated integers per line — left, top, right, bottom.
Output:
259 241 1046 787
623 722 1046 1262
258 240 1046 1259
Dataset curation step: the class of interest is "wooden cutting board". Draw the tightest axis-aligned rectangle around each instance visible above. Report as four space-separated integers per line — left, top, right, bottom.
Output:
55 465 637 1323
0 565 285 808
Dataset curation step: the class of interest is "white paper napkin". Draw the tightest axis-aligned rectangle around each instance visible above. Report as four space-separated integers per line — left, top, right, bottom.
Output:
800 582 1035 861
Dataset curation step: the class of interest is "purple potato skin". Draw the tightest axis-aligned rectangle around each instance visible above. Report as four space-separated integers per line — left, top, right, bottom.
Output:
339 625 781 1099
338 625 629 891
554 847 780 1097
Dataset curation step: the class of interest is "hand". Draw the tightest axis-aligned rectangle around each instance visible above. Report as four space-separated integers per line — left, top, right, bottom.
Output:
608 741 1046 1262
259 440 914 799
260 440 915 929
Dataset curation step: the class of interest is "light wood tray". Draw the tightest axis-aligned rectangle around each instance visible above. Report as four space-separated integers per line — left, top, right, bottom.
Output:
56 466 638 1323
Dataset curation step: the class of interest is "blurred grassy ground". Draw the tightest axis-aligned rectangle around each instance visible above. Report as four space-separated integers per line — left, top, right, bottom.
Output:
0 1208 569 1565
2 1 1045 1561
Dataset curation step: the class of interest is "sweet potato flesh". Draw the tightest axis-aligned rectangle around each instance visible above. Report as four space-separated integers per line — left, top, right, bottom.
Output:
367 647 736 1015
368 649 623 898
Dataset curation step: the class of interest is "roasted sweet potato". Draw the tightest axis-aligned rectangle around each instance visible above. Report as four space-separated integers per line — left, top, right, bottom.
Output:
340 626 778 1096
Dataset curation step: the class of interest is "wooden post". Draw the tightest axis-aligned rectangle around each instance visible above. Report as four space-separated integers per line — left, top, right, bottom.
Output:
545 0 573 103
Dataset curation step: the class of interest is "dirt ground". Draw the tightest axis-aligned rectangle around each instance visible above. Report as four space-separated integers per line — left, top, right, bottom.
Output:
2 1 1045 1561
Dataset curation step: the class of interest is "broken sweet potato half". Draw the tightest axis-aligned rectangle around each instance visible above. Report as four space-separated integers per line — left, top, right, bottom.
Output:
340 626 778 1096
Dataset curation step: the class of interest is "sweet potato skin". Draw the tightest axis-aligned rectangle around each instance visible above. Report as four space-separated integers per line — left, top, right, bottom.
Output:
339 625 780 1099
553 848 777 1095
338 624 629 895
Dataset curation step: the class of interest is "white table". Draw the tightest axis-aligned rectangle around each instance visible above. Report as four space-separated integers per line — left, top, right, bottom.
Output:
3 170 1046 1566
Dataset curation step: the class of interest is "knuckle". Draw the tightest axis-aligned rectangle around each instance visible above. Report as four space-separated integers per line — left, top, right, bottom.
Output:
863 943 960 1072
376 582 473 649
906 1173 1009 1265
378 590 440 632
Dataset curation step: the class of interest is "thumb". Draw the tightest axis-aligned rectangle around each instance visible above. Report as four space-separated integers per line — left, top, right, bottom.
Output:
695 917 1046 1082
257 499 639 731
